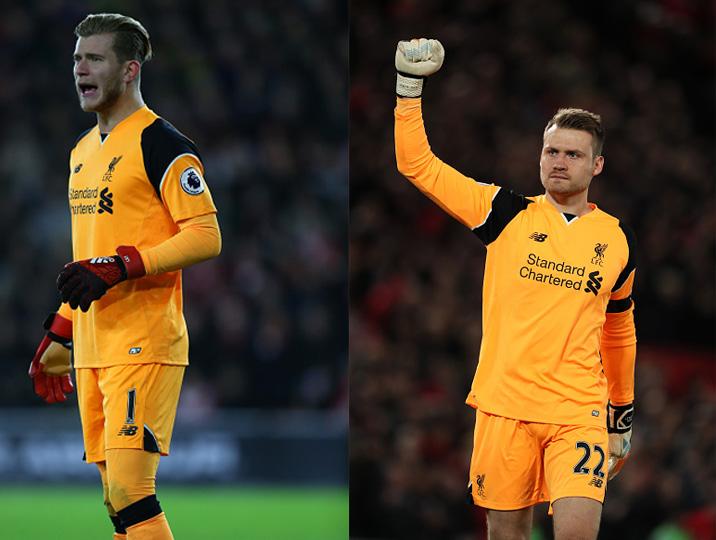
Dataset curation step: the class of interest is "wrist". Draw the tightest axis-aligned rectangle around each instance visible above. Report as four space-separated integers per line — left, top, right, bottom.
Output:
116 246 146 280
396 73 424 98
44 312 72 345
607 402 634 433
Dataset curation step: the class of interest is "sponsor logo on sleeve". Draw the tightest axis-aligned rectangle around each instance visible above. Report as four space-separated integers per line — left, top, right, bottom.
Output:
180 167 205 195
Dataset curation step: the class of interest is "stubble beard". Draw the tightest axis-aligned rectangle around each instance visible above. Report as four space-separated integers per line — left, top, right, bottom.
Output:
542 175 589 198
80 74 124 113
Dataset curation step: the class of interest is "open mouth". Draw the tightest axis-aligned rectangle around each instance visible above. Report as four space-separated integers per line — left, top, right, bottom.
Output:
78 83 98 97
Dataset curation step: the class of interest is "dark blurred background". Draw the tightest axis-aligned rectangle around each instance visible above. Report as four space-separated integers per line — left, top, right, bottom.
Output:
350 1 714 539
1 0 347 410
0 0 347 495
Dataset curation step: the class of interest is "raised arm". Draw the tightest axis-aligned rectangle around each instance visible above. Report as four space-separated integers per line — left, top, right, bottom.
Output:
395 39 503 232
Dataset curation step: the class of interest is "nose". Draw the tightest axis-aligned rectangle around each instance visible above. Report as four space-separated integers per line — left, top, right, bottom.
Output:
552 155 567 170
74 59 89 77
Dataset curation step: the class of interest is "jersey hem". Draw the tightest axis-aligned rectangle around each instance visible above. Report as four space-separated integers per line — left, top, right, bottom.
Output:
466 397 606 428
74 359 189 369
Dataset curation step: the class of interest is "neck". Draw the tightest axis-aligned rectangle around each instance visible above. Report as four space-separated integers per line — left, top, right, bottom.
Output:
544 190 591 216
96 89 145 133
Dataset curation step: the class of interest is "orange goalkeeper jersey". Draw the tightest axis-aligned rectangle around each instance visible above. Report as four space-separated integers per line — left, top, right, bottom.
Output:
395 98 636 427
68 106 217 368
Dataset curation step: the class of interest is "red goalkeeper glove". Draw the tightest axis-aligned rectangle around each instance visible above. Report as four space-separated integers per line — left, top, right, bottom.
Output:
29 312 74 403
57 246 146 312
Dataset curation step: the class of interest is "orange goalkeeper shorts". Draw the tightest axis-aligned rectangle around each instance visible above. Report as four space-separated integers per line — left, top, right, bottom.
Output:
468 409 609 510
76 364 185 463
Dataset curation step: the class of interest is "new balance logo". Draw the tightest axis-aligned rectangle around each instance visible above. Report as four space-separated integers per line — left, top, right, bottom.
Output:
117 425 138 437
584 271 603 295
529 232 548 242
98 187 113 214
588 477 604 488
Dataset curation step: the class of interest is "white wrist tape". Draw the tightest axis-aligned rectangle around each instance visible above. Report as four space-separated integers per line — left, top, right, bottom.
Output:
396 73 424 98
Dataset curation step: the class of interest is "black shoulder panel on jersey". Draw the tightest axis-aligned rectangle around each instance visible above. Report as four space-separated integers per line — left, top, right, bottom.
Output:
612 221 637 292
473 188 532 245
72 127 93 150
141 118 202 199
607 297 633 313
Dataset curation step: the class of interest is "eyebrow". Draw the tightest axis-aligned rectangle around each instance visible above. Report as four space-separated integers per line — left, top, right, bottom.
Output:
73 52 105 60
544 146 586 156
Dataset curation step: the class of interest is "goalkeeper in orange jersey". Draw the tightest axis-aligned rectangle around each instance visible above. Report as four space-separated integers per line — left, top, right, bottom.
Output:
28 13 221 540
394 39 636 540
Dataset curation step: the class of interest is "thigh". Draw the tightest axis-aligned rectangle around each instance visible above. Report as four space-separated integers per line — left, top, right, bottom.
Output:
76 368 106 463
100 364 185 456
543 423 608 506
486 506 533 540
552 497 602 540
468 410 547 510
105 448 161 511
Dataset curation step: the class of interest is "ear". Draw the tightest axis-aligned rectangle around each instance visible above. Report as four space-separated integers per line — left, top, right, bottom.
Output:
124 60 141 84
592 155 604 177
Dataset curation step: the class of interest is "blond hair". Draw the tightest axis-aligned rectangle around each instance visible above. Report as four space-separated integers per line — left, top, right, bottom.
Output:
75 13 152 63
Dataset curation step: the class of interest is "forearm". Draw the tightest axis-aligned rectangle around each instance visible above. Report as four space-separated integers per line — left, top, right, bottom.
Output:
601 306 636 404
395 98 491 228
140 213 221 275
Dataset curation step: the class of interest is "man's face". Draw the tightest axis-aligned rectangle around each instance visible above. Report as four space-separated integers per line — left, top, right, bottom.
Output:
73 34 126 113
539 126 604 197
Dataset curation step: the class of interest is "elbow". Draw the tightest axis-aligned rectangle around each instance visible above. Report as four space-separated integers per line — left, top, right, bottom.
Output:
202 224 222 261
395 153 416 180
210 229 222 259
396 161 412 179
199 214 222 261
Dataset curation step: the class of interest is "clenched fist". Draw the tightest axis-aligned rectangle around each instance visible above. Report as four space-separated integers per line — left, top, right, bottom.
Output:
395 38 445 97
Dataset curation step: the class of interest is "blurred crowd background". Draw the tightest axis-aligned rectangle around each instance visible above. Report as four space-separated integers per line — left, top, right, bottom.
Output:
350 1 714 539
0 0 347 412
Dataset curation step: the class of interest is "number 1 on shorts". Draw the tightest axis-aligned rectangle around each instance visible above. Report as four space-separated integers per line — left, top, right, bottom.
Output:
126 388 136 424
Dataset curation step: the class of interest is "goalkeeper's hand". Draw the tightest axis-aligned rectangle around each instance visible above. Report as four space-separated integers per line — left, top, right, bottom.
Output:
29 312 74 404
395 38 445 98
57 246 146 312
607 401 633 480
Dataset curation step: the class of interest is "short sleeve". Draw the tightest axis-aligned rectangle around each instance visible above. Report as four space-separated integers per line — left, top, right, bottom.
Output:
141 118 217 223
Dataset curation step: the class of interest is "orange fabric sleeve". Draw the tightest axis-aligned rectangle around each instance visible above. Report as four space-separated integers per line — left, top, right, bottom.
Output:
138 213 221 276
395 97 499 229
601 303 636 405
